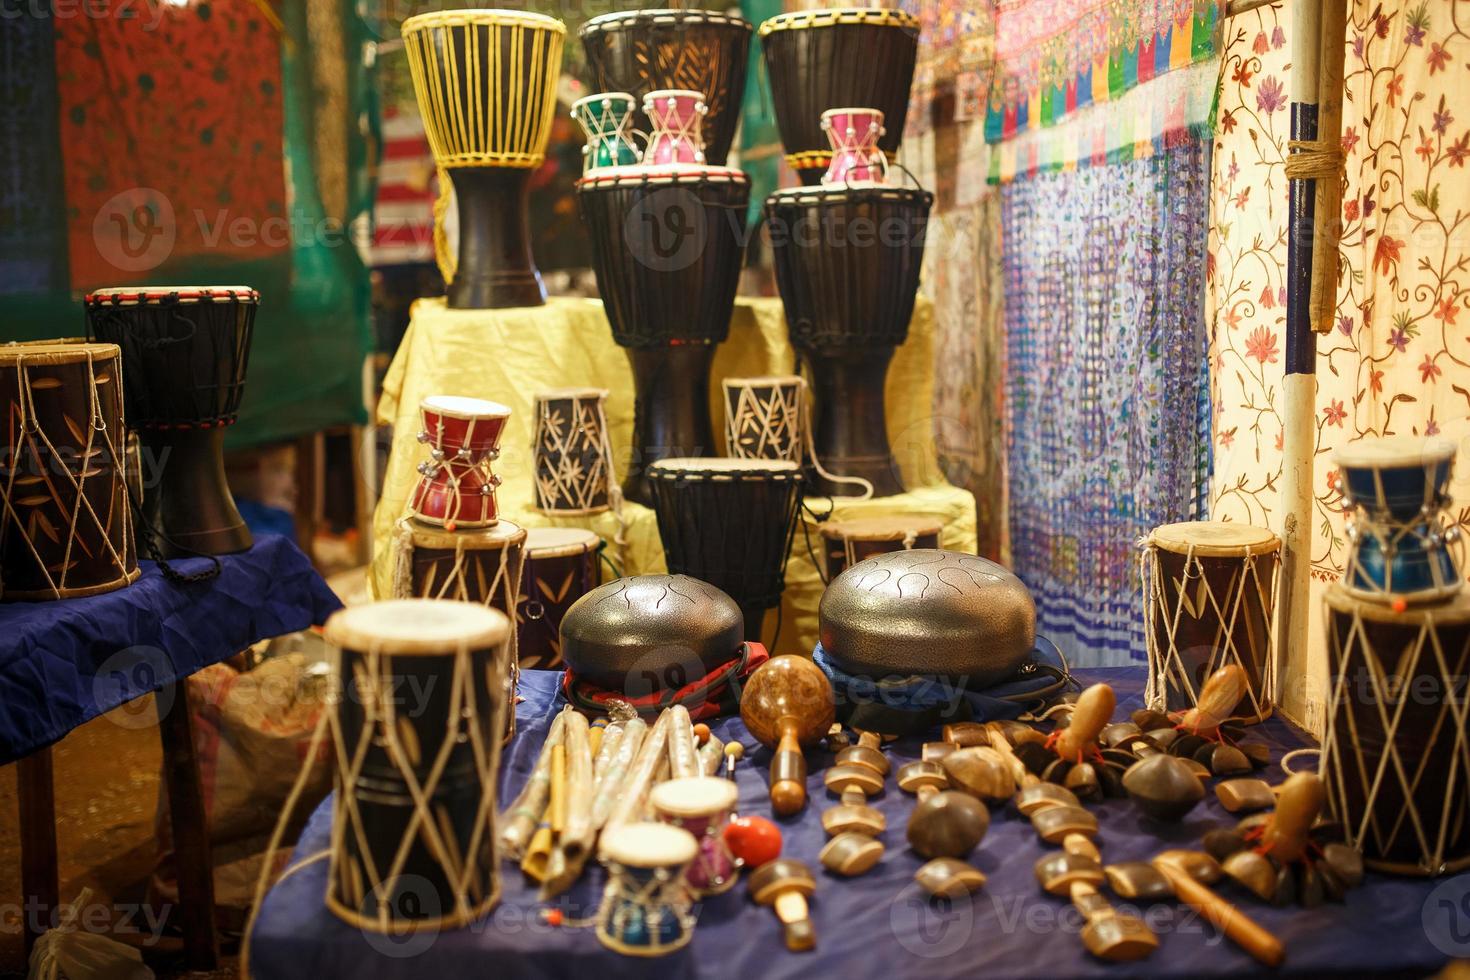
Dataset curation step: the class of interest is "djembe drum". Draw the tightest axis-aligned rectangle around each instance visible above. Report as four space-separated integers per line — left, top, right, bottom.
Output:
532 388 614 515
0 343 138 599
766 185 931 496
324 599 512 931
820 108 887 184
647 458 803 641
1321 584 1470 875
1142 521 1279 725
409 396 510 529
759 8 918 185
85 286 255 557
580 8 751 166
819 515 942 580
596 822 699 956
402 10 564 308
577 165 750 504
517 527 601 670
572 92 641 172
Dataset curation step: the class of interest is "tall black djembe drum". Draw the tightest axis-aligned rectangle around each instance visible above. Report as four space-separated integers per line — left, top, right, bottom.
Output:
759 8 918 186
580 9 751 167
577 165 750 505
86 286 255 557
402 10 565 309
765 185 931 497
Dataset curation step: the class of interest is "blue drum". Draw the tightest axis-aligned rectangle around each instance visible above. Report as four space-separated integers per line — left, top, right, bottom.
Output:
596 822 699 957
1345 520 1461 604
1336 437 1455 521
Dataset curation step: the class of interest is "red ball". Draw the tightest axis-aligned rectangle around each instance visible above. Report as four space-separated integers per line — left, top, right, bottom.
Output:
723 814 782 869
543 908 563 927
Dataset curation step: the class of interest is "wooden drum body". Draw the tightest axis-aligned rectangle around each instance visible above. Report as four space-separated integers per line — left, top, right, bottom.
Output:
402 10 565 309
518 527 601 670
765 186 930 497
759 8 918 185
576 166 750 504
1323 584 1470 875
532 387 613 515
724 375 804 464
648 458 802 642
580 9 751 167
596 822 699 956
324 599 511 931
0 342 138 599
1143 521 1279 724
820 515 941 580
85 286 255 558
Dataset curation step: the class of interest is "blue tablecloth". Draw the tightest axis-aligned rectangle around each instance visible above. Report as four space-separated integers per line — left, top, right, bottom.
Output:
249 667 1463 979
0 534 342 764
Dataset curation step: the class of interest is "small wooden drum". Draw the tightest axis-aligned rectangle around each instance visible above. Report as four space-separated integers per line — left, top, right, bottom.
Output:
517 527 601 670
1142 521 1279 724
571 92 641 173
532 387 614 515
648 458 803 641
409 395 510 529
1322 584 1470 875
596 822 699 956
820 107 887 185
724 375 804 464
643 89 708 165
820 515 942 580
324 599 512 931
85 285 255 557
0 342 139 599
649 777 740 896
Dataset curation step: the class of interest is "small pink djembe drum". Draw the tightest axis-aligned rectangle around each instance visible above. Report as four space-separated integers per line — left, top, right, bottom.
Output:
643 89 708 165
649 777 741 896
409 395 511 529
820 108 887 184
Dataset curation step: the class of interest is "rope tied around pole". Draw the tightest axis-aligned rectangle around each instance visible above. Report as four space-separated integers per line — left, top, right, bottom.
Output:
1284 139 1344 181
1287 138 1347 337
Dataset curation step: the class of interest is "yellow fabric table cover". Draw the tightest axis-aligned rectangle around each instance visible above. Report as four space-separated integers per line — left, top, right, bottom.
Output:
370 294 976 655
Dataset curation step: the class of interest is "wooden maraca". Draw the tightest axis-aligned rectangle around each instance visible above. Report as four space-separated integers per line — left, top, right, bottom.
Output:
739 655 836 816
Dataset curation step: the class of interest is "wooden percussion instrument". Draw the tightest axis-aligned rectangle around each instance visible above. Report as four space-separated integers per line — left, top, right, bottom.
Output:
724 374 804 463
643 89 708 165
571 92 641 173
820 107 887 185
323 599 511 932
580 8 751 166
819 514 942 580
517 527 601 670
409 395 510 529
531 387 615 515
596 822 699 956
739 655 835 816
85 286 255 557
401 10 565 308
1142 521 1279 724
0 342 138 599
765 184 930 496
758 8 918 185
649 776 740 896
577 164 750 504
648 458 803 641
1322 583 1470 875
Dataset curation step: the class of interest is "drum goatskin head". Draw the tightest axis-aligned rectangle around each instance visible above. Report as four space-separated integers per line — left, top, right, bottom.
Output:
819 549 1035 686
560 574 744 689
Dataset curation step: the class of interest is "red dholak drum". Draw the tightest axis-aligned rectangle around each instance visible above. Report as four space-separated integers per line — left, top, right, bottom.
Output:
517 527 602 670
85 286 255 557
0 342 139 599
580 8 752 167
409 395 510 529
577 161 750 505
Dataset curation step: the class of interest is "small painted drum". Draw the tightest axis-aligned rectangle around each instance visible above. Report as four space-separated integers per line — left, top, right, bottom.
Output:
596 822 699 956
409 395 511 529
532 387 614 515
820 108 886 185
649 777 740 896
1142 521 1279 724
643 89 708 165
324 599 512 931
1337 436 1455 522
724 375 804 464
1344 519 1460 604
572 92 641 172
1322 584 1470 875
820 515 942 580
648 458 803 641
0 342 139 599
518 527 602 670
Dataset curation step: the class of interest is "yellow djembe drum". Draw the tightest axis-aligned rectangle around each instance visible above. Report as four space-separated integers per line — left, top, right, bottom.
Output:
402 9 565 309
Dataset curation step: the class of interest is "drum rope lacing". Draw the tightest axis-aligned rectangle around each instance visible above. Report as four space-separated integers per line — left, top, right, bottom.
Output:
644 91 708 165
532 391 630 569
1337 460 1463 603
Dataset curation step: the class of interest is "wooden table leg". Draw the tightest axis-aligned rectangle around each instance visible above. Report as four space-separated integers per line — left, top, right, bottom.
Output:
17 747 59 954
157 682 218 971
